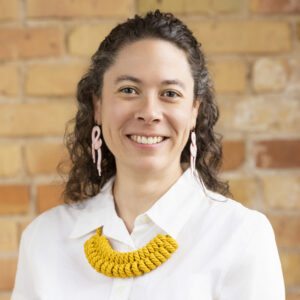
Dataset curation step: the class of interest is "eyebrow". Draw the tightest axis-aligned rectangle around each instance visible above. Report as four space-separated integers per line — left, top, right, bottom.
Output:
114 75 186 90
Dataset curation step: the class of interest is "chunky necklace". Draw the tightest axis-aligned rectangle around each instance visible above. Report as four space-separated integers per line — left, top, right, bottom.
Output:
84 226 178 278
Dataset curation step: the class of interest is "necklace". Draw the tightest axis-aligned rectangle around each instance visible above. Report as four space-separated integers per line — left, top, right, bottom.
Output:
84 226 178 278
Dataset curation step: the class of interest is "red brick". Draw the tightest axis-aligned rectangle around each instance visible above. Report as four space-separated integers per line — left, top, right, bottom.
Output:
251 0 300 13
267 215 300 248
0 258 17 290
0 185 30 214
222 140 245 171
0 27 63 61
36 184 65 213
27 0 133 18
254 140 300 169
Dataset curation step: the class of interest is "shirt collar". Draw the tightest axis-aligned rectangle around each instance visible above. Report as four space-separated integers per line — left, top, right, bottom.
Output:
69 167 209 241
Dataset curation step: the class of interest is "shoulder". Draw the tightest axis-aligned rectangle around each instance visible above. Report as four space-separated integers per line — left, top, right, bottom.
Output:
202 188 275 245
21 200 88 243
209 197 285 299
207 188 269 222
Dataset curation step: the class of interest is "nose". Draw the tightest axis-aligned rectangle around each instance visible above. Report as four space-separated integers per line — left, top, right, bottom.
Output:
134 95 163 124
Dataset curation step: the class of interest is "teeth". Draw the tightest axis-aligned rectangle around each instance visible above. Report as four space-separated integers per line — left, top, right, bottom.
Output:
129 135 164 144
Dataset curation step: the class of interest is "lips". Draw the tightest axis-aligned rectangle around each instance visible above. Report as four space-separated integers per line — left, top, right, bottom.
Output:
126 135 169 140
126 134 169 138
126 135 169 148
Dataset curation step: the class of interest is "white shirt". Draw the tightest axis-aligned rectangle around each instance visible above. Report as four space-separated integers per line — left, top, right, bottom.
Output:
11 167 285 300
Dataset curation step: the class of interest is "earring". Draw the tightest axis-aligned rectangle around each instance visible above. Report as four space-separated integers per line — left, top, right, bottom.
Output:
91 125 102 176
190 130 197 174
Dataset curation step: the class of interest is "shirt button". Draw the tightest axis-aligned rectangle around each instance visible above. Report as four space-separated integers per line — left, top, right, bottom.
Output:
118 285 125 293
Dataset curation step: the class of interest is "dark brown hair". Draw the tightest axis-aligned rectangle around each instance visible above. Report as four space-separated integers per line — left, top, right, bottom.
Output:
58 9 232 203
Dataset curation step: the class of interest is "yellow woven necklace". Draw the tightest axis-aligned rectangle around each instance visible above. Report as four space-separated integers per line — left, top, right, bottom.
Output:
84 226 178 278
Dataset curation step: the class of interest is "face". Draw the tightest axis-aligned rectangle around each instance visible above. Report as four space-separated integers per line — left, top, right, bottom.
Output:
93 38 200 174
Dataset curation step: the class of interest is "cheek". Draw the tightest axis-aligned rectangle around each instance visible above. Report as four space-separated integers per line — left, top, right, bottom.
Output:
102 100 132 132
168 107 194 151
169 108 193 134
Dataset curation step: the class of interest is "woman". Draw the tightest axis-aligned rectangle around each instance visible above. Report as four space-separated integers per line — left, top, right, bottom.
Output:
12 10 285 300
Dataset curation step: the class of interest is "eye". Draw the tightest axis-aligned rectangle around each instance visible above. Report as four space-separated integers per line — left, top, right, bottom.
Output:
163 90 180 98
119 87 137 94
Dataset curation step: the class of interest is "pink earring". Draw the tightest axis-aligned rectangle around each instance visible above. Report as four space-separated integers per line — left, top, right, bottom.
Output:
91 125 102 176
190 131 197 174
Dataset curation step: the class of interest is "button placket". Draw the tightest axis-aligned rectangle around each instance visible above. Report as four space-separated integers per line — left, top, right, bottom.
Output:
109 277 134 300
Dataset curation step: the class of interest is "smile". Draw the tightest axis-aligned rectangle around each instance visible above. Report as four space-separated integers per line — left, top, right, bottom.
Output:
126 135 169 148
129 135 166 145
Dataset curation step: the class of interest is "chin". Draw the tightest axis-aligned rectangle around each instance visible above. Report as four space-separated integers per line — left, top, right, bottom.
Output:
131 160 166 172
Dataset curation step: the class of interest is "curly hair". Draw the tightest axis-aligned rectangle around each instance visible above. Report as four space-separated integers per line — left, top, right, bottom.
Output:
58 9 232 203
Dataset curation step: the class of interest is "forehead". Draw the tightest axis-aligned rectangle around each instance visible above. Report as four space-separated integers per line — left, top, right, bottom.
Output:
104 38 193 84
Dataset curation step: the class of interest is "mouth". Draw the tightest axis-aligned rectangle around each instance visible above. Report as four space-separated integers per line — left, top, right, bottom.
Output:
126 135 169 146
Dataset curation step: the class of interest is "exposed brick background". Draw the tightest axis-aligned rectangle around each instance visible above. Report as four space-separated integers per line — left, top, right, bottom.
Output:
36 184 64 213
0 0 299 298
0 27 63 60
0 186 30 214
254 140 300 169
0 258 18 290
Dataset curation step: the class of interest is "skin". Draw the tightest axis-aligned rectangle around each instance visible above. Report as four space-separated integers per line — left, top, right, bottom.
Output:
93 38 201 234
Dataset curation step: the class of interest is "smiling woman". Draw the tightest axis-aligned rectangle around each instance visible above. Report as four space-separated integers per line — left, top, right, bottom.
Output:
11 9 285 300
93 38 200 194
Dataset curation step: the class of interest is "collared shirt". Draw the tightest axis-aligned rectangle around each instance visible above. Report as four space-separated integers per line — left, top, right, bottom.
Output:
11 167 285 300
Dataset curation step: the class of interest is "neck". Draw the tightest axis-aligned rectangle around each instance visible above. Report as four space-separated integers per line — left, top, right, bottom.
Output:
112 163 187 234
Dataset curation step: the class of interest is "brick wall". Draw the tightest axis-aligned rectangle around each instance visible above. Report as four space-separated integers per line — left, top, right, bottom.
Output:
0 0 299 298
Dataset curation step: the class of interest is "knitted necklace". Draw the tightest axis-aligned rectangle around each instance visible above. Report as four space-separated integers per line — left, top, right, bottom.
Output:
84 226 178 278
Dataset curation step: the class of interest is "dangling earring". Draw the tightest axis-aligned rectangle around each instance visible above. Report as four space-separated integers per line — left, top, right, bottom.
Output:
190 130 197 175
91 125 102 176
189 130 209 197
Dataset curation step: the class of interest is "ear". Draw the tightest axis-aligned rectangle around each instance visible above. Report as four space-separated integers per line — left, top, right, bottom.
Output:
92 94 102 125
191 98 201 130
